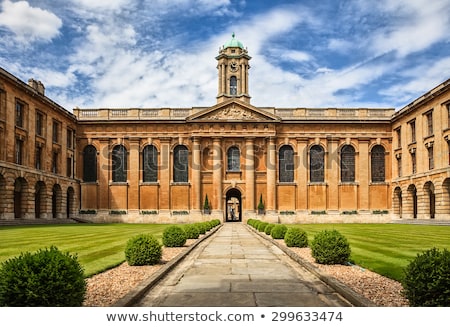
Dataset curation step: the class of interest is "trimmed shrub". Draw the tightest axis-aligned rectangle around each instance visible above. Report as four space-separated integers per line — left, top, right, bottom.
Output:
284 227 308 247
0 246 86 306
310 229 351 265
125 234 162 266
183 224 200 239
402 247 450 306
264 223 275 235
162 226 187 247
271 224 288 239
257 221 269 232
195 222 207 234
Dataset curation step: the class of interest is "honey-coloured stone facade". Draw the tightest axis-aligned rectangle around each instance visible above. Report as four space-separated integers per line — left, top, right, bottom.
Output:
1 34 449 224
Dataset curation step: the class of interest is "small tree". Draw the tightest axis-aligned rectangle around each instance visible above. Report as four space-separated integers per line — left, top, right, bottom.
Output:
203 194 211 214
257 194 265 214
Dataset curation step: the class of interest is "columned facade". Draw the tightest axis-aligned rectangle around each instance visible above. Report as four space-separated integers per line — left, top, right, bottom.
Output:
1 34 449 224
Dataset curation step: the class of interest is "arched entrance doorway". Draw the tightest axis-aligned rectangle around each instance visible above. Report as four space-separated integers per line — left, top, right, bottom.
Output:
424 181 435 219
35 181 46 219
14 178 27 219
226 188 241 222
394 186 402 218
67 187 75 218
52 184 62 219
407 184 417 219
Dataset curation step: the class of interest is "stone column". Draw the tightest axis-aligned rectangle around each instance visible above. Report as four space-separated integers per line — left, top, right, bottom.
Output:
245 138 255 214
327 137 339 213
128 138 140 214
296 138 308 213
266 137 276 212
358 139 370 213
159 137 171 219
98 138 110 211
192 137 202 213
212 138 223 213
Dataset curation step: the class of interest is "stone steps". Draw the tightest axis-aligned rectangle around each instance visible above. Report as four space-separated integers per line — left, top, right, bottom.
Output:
390 219 450 226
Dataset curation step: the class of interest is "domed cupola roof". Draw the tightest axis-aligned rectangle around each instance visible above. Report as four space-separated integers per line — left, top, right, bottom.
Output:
223 33 244 49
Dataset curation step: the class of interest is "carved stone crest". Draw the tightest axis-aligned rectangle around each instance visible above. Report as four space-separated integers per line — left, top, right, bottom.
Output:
206 105 261 121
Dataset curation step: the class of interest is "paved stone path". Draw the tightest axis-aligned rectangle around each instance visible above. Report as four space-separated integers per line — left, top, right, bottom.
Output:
135 223 353 307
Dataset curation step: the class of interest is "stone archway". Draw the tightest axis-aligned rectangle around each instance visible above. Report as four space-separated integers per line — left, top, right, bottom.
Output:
393 186 402 218
423 181 435 219
226 188 242 222
52 184 62 219
35 181 46 219
67 187 75 218
407 184 418 219
14 177 28 219
443 178 450 215
0 174 6 219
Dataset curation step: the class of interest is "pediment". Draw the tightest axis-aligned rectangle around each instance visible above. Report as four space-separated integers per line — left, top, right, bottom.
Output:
187 100 280 122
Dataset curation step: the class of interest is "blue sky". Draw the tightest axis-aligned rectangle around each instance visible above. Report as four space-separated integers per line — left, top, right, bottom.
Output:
0 0 449 111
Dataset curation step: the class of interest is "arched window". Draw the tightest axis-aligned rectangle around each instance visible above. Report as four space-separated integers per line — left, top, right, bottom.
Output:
174 145 188 183
371 145 385 182
279 145 294 183
112 145 127 182
310 145 324 182
227 146 240 171
143 145 158 182
83 145 97 182
230 76 237 95
341 145 355 182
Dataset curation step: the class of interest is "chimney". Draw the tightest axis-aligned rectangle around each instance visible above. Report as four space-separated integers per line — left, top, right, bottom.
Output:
28 78 45 95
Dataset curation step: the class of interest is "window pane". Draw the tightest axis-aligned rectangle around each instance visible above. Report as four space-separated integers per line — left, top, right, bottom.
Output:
279 145 294 183
174 145 188 182
112 145 127 182
341 145 355 182
227 147 240 171
143 145 158 182
83 145 97 182
310 145 324 182
371 145 385 182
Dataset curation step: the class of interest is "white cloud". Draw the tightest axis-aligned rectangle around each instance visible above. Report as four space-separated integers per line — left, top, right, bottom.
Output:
0 0 62 42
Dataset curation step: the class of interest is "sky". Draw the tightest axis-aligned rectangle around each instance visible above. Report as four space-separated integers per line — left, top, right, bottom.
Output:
0 0 449 111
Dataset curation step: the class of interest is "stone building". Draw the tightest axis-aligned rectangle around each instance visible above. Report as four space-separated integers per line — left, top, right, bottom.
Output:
0 34 449 224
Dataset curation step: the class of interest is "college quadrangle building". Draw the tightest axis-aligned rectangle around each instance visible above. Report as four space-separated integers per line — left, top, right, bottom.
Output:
1 35 449 224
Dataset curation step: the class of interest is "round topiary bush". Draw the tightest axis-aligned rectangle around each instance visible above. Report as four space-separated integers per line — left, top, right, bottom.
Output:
310 229 351 265
264 223 275 235
402 247 450 306
257 221 269 232
0 246 86 306
183 224 200 239
162 226 187 247
284 227 308 247
271 224 288 239
195 222 207 234
125 234 162 266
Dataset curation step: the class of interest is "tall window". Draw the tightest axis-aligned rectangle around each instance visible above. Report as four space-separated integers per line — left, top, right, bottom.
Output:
52 121 59 143
426 111 433 136
230 76 237 95
310 145 325 182
428 146 434 170
447 104 450 128
227 146 240 171
411 152 417 174
340 145 355 182
174 145 188 182
15 138 23 165
83 145 97 182
35 146 42 170
15 101 24 128
143 145 158 182
397 156 402 177
410 121 416 143
52 151 58 174
66 157 73 177
112 145 127 182
279 145 294 183
67 129 73 149
36 112 44 136
395 128 401 148
371 145 385 182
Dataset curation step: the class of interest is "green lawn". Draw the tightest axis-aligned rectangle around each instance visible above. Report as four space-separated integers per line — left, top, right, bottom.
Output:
0 224 177 277
1 223 449 282
290 223 450 281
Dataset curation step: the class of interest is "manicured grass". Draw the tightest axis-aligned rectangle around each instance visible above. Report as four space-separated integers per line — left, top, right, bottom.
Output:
290 223 450 281
0 224 178 277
